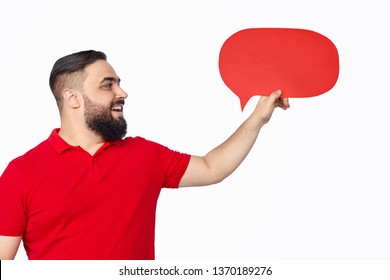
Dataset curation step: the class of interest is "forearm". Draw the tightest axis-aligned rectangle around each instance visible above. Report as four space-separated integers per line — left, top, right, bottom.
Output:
204 112 265 183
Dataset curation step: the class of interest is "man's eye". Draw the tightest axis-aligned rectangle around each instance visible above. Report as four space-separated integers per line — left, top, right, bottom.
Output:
103 83 112 89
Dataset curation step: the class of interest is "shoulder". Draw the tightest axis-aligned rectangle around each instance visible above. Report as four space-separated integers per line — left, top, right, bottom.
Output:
7 138 53 169
117 136 188 159
119 136 168 151
0 140 50 192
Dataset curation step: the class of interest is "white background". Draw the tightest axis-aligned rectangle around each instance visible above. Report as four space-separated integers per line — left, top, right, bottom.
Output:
0 0 389 260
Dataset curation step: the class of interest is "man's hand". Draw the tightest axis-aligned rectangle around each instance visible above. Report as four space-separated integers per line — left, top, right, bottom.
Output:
254 90 290 126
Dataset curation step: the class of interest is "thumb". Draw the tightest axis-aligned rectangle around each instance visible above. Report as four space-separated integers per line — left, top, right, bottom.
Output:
269 89 282 101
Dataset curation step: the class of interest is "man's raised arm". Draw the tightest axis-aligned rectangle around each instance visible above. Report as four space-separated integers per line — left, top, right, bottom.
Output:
179 90 289 187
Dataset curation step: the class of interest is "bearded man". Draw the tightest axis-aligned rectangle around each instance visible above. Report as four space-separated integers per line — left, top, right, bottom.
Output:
0 50 289 260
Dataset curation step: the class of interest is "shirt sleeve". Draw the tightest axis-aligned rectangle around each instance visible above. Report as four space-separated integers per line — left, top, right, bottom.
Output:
0 162 27 236
145 139 191 189
161 148 191 188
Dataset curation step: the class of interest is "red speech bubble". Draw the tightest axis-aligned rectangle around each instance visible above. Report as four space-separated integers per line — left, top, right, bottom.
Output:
219 28 339 110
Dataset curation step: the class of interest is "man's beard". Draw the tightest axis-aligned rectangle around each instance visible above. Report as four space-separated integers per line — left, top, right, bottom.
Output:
83 95 127 142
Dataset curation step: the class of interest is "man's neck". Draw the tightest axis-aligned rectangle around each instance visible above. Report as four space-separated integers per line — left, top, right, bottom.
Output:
58 126 105 156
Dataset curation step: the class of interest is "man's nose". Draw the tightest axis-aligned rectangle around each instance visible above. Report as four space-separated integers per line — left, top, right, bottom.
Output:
115 85 128 99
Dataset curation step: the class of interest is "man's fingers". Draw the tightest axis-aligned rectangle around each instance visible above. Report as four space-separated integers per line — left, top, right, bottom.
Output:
279 98 290 109
259 89 290 110
270 90 290 110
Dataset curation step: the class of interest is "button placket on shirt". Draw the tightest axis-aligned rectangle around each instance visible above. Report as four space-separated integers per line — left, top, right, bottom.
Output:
71 146 102 181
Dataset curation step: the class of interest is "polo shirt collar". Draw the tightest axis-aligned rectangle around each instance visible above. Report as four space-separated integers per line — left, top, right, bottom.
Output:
48 128 121 154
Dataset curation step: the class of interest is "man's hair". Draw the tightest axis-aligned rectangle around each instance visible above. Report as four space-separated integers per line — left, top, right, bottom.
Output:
49 50 107 109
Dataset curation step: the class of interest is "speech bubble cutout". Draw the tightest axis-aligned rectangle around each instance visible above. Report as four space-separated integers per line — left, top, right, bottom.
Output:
219 28 339 110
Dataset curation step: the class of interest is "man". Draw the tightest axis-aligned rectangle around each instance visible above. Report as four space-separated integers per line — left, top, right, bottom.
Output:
0 50 289 260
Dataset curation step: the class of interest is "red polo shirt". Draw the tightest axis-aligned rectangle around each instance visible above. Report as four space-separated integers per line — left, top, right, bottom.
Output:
0 129 190 259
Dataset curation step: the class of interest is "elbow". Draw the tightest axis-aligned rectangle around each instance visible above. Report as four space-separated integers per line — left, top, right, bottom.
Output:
208 171 230 185
204 160 232 186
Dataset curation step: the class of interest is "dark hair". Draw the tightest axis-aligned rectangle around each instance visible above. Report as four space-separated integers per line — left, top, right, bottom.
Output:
49 50 107 108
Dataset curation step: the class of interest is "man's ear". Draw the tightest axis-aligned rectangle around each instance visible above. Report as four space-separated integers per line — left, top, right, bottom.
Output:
62 88 81 108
